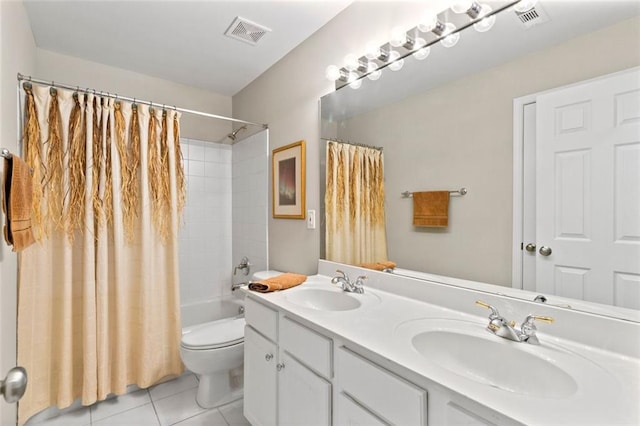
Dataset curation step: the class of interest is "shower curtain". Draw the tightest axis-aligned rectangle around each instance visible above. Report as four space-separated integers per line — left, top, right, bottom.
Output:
17 84 186 424
325 141 388 265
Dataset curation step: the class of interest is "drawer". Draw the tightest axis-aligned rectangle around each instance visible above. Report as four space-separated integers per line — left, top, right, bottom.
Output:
245 297 278 341
337 392 388 426
280 316 332 379
337 347 427 425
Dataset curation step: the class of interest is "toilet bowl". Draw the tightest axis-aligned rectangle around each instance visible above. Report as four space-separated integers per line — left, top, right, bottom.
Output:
180 317 245 408
180 271 281 408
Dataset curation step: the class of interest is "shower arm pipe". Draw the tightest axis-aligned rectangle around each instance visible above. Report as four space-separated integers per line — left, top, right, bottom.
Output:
17 73 268 129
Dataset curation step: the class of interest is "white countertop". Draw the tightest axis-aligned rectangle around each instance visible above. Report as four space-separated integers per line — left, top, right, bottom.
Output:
245 274 640 425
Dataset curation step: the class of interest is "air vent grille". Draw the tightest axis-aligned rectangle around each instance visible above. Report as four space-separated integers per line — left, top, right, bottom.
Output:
224 17 271 46
513 4 550 29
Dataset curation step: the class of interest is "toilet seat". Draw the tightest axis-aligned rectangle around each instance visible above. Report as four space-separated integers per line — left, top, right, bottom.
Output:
181 317 245 350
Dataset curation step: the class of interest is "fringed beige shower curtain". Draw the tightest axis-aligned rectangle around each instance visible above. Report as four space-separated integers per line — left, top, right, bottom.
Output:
17 84 186 424
325 141 387 265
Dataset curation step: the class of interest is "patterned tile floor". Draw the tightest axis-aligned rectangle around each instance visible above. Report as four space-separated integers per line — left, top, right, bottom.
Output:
24 374 250 426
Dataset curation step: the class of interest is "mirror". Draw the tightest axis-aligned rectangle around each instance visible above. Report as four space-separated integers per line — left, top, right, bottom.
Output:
320 1 640 321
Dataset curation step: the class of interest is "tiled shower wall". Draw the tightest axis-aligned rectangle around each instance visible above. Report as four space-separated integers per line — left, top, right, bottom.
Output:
230 131 269 295
179 131 268 305
179 138 232 304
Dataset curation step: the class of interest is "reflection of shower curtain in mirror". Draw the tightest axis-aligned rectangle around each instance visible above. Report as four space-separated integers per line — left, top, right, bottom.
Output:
325 141 387 265
17 84 186 424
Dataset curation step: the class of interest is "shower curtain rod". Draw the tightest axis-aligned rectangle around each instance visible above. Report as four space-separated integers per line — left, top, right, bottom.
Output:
321 137 383 151
17 73 268 129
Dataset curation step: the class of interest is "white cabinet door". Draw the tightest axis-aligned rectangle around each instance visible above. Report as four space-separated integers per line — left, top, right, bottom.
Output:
536 69 640 307
278 352 331 426
244 326 277 426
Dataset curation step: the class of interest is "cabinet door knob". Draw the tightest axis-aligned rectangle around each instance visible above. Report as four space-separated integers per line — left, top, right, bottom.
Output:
276 363 285 371
265 353 273 361
539 246 552 256
525 243 536 252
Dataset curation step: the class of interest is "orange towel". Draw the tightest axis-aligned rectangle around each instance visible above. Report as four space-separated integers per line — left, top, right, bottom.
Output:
248 273 307 293
2 156 35 251
413 191 449 227
360 261 397 271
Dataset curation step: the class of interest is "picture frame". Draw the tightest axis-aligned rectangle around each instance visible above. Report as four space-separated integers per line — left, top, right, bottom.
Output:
272 140 306 219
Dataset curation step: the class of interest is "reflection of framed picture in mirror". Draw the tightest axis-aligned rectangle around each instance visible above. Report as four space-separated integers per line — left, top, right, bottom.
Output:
272 140 305 219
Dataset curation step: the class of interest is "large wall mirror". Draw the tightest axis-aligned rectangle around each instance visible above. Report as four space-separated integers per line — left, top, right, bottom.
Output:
320 1 640 321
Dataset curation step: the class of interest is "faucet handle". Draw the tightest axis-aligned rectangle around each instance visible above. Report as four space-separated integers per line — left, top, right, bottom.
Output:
335 269 348 279
522 315 554 326
475 300 503 320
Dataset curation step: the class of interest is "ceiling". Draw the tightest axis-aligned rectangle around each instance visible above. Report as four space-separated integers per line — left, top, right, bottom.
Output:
23 0 352 96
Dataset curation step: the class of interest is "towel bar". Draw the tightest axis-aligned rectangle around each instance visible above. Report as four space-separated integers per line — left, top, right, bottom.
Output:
402 188 467 198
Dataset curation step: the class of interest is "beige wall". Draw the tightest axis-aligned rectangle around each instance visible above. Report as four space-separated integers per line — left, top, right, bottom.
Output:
36 49 233 143
337 17 640 287
233 2 430 275
0 1 36 424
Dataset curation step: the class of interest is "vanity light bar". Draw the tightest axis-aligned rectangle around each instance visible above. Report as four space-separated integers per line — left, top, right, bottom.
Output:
327 0 523 91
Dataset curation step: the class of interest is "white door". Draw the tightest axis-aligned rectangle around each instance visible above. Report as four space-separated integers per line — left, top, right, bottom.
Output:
278 352 331 426
535 69 640 308
244 326 277 426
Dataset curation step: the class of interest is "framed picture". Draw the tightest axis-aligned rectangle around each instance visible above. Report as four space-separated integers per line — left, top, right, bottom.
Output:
272 140 306 219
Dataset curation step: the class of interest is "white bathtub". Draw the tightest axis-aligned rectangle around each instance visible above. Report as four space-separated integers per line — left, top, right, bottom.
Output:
181 296 244 328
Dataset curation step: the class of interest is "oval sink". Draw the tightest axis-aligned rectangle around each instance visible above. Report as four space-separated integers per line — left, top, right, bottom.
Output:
412 329 578 398
285 289 362 311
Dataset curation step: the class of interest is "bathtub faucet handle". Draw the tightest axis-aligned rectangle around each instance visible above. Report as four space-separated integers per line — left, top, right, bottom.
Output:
233 257 251 276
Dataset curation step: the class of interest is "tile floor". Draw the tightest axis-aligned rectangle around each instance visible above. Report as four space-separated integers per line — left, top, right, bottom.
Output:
25 374 250 426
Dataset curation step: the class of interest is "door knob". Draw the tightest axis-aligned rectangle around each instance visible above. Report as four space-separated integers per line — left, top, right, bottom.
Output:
1 367 27 403
525 243 536 252
539 246 552 256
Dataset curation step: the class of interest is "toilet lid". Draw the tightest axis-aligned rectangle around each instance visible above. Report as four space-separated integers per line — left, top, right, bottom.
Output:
181 317 245 350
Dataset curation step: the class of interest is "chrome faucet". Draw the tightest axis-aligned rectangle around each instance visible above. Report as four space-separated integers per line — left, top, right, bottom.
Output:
475 301 554 345
331 270 366 294
231 282 247 292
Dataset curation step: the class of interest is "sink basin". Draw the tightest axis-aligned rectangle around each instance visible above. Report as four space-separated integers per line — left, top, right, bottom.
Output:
412 328 577 398
285 289 362 311
395 318 616 399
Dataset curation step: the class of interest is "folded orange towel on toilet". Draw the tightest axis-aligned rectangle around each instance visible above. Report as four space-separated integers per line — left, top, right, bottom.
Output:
248 273 307 293
360 261 397 271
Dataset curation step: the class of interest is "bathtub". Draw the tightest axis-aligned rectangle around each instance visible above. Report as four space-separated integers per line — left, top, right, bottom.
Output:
181 296 245 328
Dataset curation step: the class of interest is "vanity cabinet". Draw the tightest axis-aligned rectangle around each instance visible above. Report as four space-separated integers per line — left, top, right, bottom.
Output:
244 297 332 426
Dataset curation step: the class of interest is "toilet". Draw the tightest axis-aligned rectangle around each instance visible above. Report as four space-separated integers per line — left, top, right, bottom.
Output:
180 270 282 408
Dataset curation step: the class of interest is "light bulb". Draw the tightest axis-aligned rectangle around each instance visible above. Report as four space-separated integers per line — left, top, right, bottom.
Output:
367 62 382 81
413 46 431 61
390 26 407 47
344 54 360 71
451 0 473 13
347 72 358 83
440 23 460 48
388 51 404 71
365 41 381 60
349 79 362 89
325 65 341 81
418 12 438 32
514 0 537 13
474 4 495 32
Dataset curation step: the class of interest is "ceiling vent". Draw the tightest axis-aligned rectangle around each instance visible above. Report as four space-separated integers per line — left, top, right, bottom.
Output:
513 4 551 29
224 17 271 46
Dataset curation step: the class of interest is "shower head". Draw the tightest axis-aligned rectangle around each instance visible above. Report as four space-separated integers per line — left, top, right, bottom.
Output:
227 125 247 141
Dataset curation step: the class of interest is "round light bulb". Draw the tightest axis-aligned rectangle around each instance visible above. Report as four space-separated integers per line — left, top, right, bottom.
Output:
347 72 359 83
344 54 360 71
325 65 341 81
440 23 460 48
514 0 537 13
349 79 362 89
366 62 382 81
365 41 381 60
388 51 404 71
413 46 431 61
418 12 438 32
451 0 473 13
390 26 407 47
473 5 495 33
